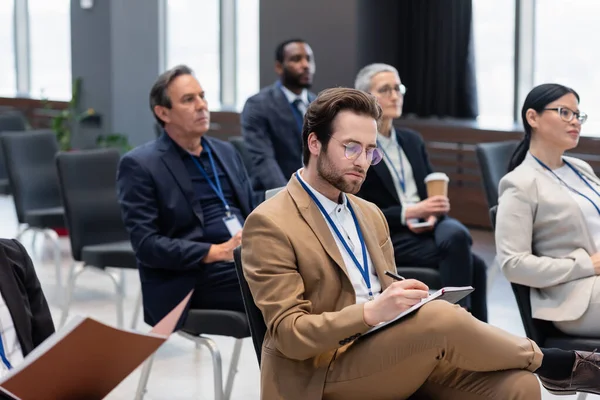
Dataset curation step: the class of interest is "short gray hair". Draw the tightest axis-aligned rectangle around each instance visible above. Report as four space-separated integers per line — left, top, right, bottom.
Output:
149 64 194 127
354 63 400 93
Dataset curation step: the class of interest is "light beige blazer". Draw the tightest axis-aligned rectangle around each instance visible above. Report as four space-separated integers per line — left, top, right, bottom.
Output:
496 153 599 322
241 174 397 400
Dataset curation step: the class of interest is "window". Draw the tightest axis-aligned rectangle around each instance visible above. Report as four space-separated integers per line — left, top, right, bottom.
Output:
472 0 516 126
0 0 16 97
534 0 600 136
167 0 221 110
29 0 72 100
235 0 259 110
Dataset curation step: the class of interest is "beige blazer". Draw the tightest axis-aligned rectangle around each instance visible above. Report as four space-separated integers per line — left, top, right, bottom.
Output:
496 154 599 322
241 174 397 400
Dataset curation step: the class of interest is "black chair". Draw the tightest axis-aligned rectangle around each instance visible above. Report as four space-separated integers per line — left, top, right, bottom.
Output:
475 141 519 209
490 205 600 400
233 246 266 365
0 130 66 289
0 111 28 195
55 149 139 328
228 136 254 176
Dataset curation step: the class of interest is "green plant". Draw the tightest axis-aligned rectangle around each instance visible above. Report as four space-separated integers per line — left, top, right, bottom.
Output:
46 77 132 152
96 133 133 154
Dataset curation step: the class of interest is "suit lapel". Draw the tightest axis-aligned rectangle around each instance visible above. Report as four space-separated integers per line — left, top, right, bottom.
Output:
0 246 29 354
270 85 303 148
371 161 401 204
206 138 251 217
287 176 350 280
158 134 204 225
347 196 390 288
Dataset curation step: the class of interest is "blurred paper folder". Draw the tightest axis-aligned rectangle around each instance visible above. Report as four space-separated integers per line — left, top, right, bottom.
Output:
0 291 193 400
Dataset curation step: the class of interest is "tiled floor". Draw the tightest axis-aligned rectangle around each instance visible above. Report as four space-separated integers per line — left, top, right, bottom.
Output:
0 195 595 399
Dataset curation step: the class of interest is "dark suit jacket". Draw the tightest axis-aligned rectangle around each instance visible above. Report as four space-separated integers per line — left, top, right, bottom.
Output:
241 82 316 191
0 239 54 356
358 127 434 234
116 133 255 326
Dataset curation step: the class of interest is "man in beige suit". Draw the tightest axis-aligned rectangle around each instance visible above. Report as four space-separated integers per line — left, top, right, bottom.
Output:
241 87 600 399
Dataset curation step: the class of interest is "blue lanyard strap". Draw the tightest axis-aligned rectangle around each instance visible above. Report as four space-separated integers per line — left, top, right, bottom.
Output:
532 155 600 216
190 143 231 216
0 335 12 370
377 139 405 193
295 172 372 297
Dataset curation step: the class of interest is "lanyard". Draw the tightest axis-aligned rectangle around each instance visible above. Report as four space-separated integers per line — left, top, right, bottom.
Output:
377 139 405 193
190 144 231 217
533 155 600 216
295 172 373 299
0 336 12 371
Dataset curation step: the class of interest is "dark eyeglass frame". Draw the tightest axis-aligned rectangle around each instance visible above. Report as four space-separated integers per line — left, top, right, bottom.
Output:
375 84 407 97
328 135 383 165
544 107 588 124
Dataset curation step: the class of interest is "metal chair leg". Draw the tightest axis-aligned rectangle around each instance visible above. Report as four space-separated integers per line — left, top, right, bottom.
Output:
105 269 125 328
131 288 143 330
43 228 63 291
134 354 155 400
59 262 85 327
223 339 243 400
178 333 224 400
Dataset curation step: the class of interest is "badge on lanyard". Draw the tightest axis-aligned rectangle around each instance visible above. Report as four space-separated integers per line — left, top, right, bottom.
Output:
223 214 243 237
190 143 243 238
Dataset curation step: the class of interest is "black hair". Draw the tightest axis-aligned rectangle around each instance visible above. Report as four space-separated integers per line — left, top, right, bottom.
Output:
275 38 307 63
508 83 580 172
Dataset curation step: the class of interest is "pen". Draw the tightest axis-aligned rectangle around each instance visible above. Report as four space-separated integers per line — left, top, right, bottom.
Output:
384 270 406 281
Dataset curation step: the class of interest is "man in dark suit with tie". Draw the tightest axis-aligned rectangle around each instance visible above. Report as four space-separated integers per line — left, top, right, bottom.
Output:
241 39 317 191
355 64 488 322
0 239 54 377
117 65 254 327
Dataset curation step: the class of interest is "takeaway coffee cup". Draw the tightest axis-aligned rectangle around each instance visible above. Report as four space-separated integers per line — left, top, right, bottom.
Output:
424 172 449 197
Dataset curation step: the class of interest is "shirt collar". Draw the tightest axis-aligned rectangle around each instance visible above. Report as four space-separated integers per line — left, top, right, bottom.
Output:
296 169 348 215
377 126 397 148
279 83 309 106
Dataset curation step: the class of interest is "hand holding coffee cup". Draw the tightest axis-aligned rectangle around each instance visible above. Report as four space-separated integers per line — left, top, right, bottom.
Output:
424 172 450 197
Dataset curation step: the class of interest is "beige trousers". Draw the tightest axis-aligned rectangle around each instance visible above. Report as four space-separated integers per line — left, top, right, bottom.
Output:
323 301 543 400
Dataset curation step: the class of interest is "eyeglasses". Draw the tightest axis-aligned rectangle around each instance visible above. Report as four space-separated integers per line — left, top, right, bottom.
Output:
544 107 588 124
328 135 383 165
375 84 407 98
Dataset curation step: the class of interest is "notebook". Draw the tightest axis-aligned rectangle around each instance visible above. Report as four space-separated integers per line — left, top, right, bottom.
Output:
362 286 474 337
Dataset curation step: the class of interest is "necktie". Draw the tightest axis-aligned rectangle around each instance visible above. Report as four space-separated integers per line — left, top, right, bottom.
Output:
292 98 307 117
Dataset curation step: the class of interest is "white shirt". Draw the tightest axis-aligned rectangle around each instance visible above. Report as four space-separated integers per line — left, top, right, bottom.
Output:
279 84 309 115
297 171 382 303
377 128 420 224
547 163 600 251
0 291 24 378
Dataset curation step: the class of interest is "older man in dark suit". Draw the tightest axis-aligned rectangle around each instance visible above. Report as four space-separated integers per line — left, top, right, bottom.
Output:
117 65 255 327
0 239 54 377
355 63 488 322
241 39 317 191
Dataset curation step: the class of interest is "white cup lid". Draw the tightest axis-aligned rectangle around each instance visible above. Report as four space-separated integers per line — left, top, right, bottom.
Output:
424 172 449 183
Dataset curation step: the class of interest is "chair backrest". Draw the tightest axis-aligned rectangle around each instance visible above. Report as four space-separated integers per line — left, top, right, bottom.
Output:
228 136 254 176
233 246 266 366
489 205 562 344
0 130 62 223
475 141 519 208
0 111 28 187
55 149 129 261
0 111 27 133
265 186 284 200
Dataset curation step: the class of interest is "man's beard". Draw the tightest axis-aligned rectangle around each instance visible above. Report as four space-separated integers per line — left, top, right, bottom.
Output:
317 151 365 195
282 68 312 89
